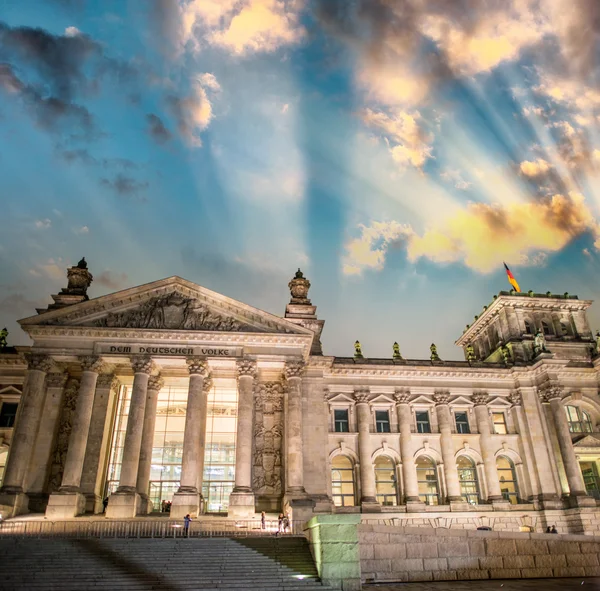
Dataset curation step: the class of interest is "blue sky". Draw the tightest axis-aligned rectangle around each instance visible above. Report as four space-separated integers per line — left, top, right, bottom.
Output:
2 0 600 360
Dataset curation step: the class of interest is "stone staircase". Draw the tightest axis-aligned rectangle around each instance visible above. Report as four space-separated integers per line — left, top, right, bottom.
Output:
0 536 334 590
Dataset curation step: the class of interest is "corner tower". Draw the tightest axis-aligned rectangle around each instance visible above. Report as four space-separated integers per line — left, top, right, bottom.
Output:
455 290 594 363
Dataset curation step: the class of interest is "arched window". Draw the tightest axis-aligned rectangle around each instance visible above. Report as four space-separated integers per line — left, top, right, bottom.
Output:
565 405 593 433
331 455 356 507
524 320 533 335
541 320 552 335
374 456 397 506
496 456 519 504
559 321 569 336
416 456 439 505
457 456 479 505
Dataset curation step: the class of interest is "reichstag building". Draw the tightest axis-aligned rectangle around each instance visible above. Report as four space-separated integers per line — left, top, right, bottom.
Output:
1 259 600 534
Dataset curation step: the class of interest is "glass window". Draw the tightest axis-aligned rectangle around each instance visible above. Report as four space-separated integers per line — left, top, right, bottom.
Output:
334 409 350 433
455 411 470 434
565 405 593 434
580 461 600 500
416 411 431 433
492 412 508 435
542 320 552 335
416 456 439 505
457 456 479 504
524 320 533 335
0 402 18 428
331 455 355 506
375 410 391 433
375 456 397 506
497 456 519 504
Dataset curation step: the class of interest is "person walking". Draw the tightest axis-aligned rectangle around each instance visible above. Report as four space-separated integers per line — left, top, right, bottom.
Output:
261 511 266 530
277 513 284 535
184 514 192 536
102 496 109 513
550 525 558 534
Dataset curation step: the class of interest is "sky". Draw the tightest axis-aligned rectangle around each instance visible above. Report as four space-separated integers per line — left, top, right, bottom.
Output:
2 0 600 361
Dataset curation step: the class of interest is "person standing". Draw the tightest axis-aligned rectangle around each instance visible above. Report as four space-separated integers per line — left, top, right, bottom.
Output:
102 496 109 513
261 512 266 530
184 514 192 536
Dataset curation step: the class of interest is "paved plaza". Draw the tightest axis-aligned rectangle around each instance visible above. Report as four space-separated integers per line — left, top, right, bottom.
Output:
364 577 600 590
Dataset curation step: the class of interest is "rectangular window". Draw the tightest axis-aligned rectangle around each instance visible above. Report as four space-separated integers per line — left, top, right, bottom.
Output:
334 409 350 433
492 412 508 435
416 411 431 434
455 411 470 434
375 410 391 433
0 402 18 428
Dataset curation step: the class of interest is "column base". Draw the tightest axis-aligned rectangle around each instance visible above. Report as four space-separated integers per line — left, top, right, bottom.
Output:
45 491 87 519
137 494 154 515
537 494 563 510
405 497 426 512
105 491 142 518
311 495 334 514
568 493 597 508
84 493 102 514
0 490 29 518
360 497 382 513
170 491 200 518
449 499 471 511
228 491 255 519
288 497 316 524
491 498 512 510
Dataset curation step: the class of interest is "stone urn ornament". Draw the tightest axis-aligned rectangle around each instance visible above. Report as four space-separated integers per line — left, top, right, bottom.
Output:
288 268 311 304
65 257 94 295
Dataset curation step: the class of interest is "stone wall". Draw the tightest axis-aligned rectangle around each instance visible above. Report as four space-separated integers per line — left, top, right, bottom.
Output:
359 524 600 583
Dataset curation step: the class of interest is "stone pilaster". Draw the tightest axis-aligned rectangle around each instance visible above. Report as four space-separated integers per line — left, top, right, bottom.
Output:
472 393 504 506
136 374 164 514
0 353 53 517
106 356 153 518
434 392 464 507
540 385 595 507
172 357 209 519
284 360 306 500
46 356 105 518
354 389 380 512
196 375 213 495
80 374 120 513
394 391 422 509
228 359 257 518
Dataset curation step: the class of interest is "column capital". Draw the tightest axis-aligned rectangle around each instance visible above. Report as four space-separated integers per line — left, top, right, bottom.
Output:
148 375 164 391
472 392 490 406
353 388 371 404
79 355 105 374
284 359 305 379
24 353 54 373
237 359 258 379
96 373 120 390
186 357 208 375
538 384 564 403
46 372 68 389
433 391 450 406
508 390 522 407
394 389 411 404
130 355 153 375
202 374 213 393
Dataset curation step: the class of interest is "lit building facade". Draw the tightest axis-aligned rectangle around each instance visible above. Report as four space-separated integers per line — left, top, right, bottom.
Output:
1 260 600 533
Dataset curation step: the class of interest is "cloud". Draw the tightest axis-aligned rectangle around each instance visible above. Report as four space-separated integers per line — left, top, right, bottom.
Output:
343 221 414 275
74 225 89 234
519 158 552 177
100 174 149 198
95 270 128 290
345 192 600 274
166 74 219 146
146 113 172 144
28 258 66 281
440 168 472 190
34 218 51 229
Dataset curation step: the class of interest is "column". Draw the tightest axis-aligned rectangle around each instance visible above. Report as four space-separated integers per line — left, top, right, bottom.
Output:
196 375 213 499
394 391 421 506
80 374 120 514
542 386 593 506
433 392 464 506
228 359 257 518
106 355 153 518
24 371 68 504
0 353 53 516
472 393 503 504
46 356 105 518
354 389 380 511
172 358 208 518
136 374 163 514
284 359 306 498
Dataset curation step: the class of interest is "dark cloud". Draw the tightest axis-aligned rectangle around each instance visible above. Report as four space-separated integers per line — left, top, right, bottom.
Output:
146 113 172 144
95 270 129 290
558 0 600 76
146 0 181 57
61 148 138 170
100 173 149 199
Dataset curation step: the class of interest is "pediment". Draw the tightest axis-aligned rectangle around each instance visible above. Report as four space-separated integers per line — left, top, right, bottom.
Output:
573 434 600 448
411 395 435 405
370 394 395 404
328 392 355 404
450 396 474 406
487 396 513 408
19 276 314 337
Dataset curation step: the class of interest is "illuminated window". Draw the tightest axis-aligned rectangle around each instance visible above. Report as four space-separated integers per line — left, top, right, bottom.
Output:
375 456 397 506
416 456 439 505
375 410 391 433
455 411 470 434
497 456 519 504
416 411 431 433
492 412 508 435
457 456 479 504
565 405 593 433
331 455 355 506
334 409 350 432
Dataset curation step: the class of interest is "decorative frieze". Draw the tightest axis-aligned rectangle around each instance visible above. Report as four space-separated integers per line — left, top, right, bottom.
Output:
186 357 208 376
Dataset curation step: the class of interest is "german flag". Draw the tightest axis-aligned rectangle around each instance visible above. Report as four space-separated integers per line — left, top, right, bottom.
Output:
504 262 521 292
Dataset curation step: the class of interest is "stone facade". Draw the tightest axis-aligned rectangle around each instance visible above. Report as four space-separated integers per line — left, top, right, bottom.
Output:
0 262 599 533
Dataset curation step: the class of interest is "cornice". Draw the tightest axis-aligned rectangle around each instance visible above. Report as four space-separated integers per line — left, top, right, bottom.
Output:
328 365 510 380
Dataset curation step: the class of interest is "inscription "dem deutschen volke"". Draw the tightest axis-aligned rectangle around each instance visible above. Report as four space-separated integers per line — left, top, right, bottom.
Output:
95 344 242 357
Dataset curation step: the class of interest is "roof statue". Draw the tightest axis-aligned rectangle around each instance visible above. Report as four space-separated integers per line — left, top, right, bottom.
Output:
288 268 311 304
533 330 548 356
500 343 512 365
354 340 363 359
77 257 88 269
465 343 476 363
0 327 7 348
393 341 403 360
595 331 600 355
430 343 441 362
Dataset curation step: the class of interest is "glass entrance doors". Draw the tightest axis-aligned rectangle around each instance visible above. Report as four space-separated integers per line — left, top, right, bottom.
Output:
149 481 180 511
